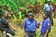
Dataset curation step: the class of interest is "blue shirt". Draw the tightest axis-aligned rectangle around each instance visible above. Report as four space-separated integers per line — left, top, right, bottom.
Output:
41 18 51 33
44 4 53 12
24 18 38 32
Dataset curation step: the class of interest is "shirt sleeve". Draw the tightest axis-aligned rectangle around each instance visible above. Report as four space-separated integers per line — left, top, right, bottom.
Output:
47 20 51 30
51 5 53 10
35 21 38 28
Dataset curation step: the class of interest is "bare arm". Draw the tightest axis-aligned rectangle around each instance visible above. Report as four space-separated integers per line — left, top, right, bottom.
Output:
44 29 49 37
9 23 16 31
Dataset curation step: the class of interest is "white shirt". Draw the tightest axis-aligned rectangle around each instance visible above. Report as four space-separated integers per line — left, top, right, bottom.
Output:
44 3 53 12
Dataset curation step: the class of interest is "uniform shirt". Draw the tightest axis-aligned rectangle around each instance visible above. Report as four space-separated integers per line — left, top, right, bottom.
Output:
24 18 38 32
41 18 51 33
44 4 53 12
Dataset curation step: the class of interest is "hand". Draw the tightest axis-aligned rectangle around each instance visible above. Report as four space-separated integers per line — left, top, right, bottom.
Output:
44 34 47 37
13 28 17 31
37 22 40 28
38 22 40 26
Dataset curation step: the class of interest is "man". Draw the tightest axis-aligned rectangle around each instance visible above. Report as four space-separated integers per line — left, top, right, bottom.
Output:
24 12 40 37
0 12 15 37
41 13 51 37
44 0 53 25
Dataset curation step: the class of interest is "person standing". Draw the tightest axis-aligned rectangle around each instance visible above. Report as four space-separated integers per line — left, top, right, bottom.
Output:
44 0 53 25
41 13 51 37
24 12 40 37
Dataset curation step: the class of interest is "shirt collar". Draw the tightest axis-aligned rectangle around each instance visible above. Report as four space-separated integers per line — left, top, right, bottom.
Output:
28 18 34 22
43 18 48 21
47 3 51 5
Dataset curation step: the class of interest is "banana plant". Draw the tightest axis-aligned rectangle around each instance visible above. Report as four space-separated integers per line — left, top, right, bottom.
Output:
54 0 56 2
0 0 56 20
51 0 54 3
7 0 18 11
0 0 6 6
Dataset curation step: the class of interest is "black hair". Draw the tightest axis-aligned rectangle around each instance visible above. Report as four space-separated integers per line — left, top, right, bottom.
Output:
42 13 47 17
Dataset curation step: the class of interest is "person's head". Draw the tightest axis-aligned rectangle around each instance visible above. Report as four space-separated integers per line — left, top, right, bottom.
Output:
42 13 47 19
48 0 51 5
3 12 9 17
4 5 8 10
28 13 34 19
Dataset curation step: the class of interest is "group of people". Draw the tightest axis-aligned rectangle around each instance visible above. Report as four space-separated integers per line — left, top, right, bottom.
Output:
24 0 54 37
0 0 55 37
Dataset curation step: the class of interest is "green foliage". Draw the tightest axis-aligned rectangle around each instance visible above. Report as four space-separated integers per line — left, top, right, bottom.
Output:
0 0 56 19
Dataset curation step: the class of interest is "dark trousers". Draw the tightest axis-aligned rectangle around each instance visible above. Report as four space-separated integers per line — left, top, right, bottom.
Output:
26 32 36 37
45 12 53 25
0 28 15 36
